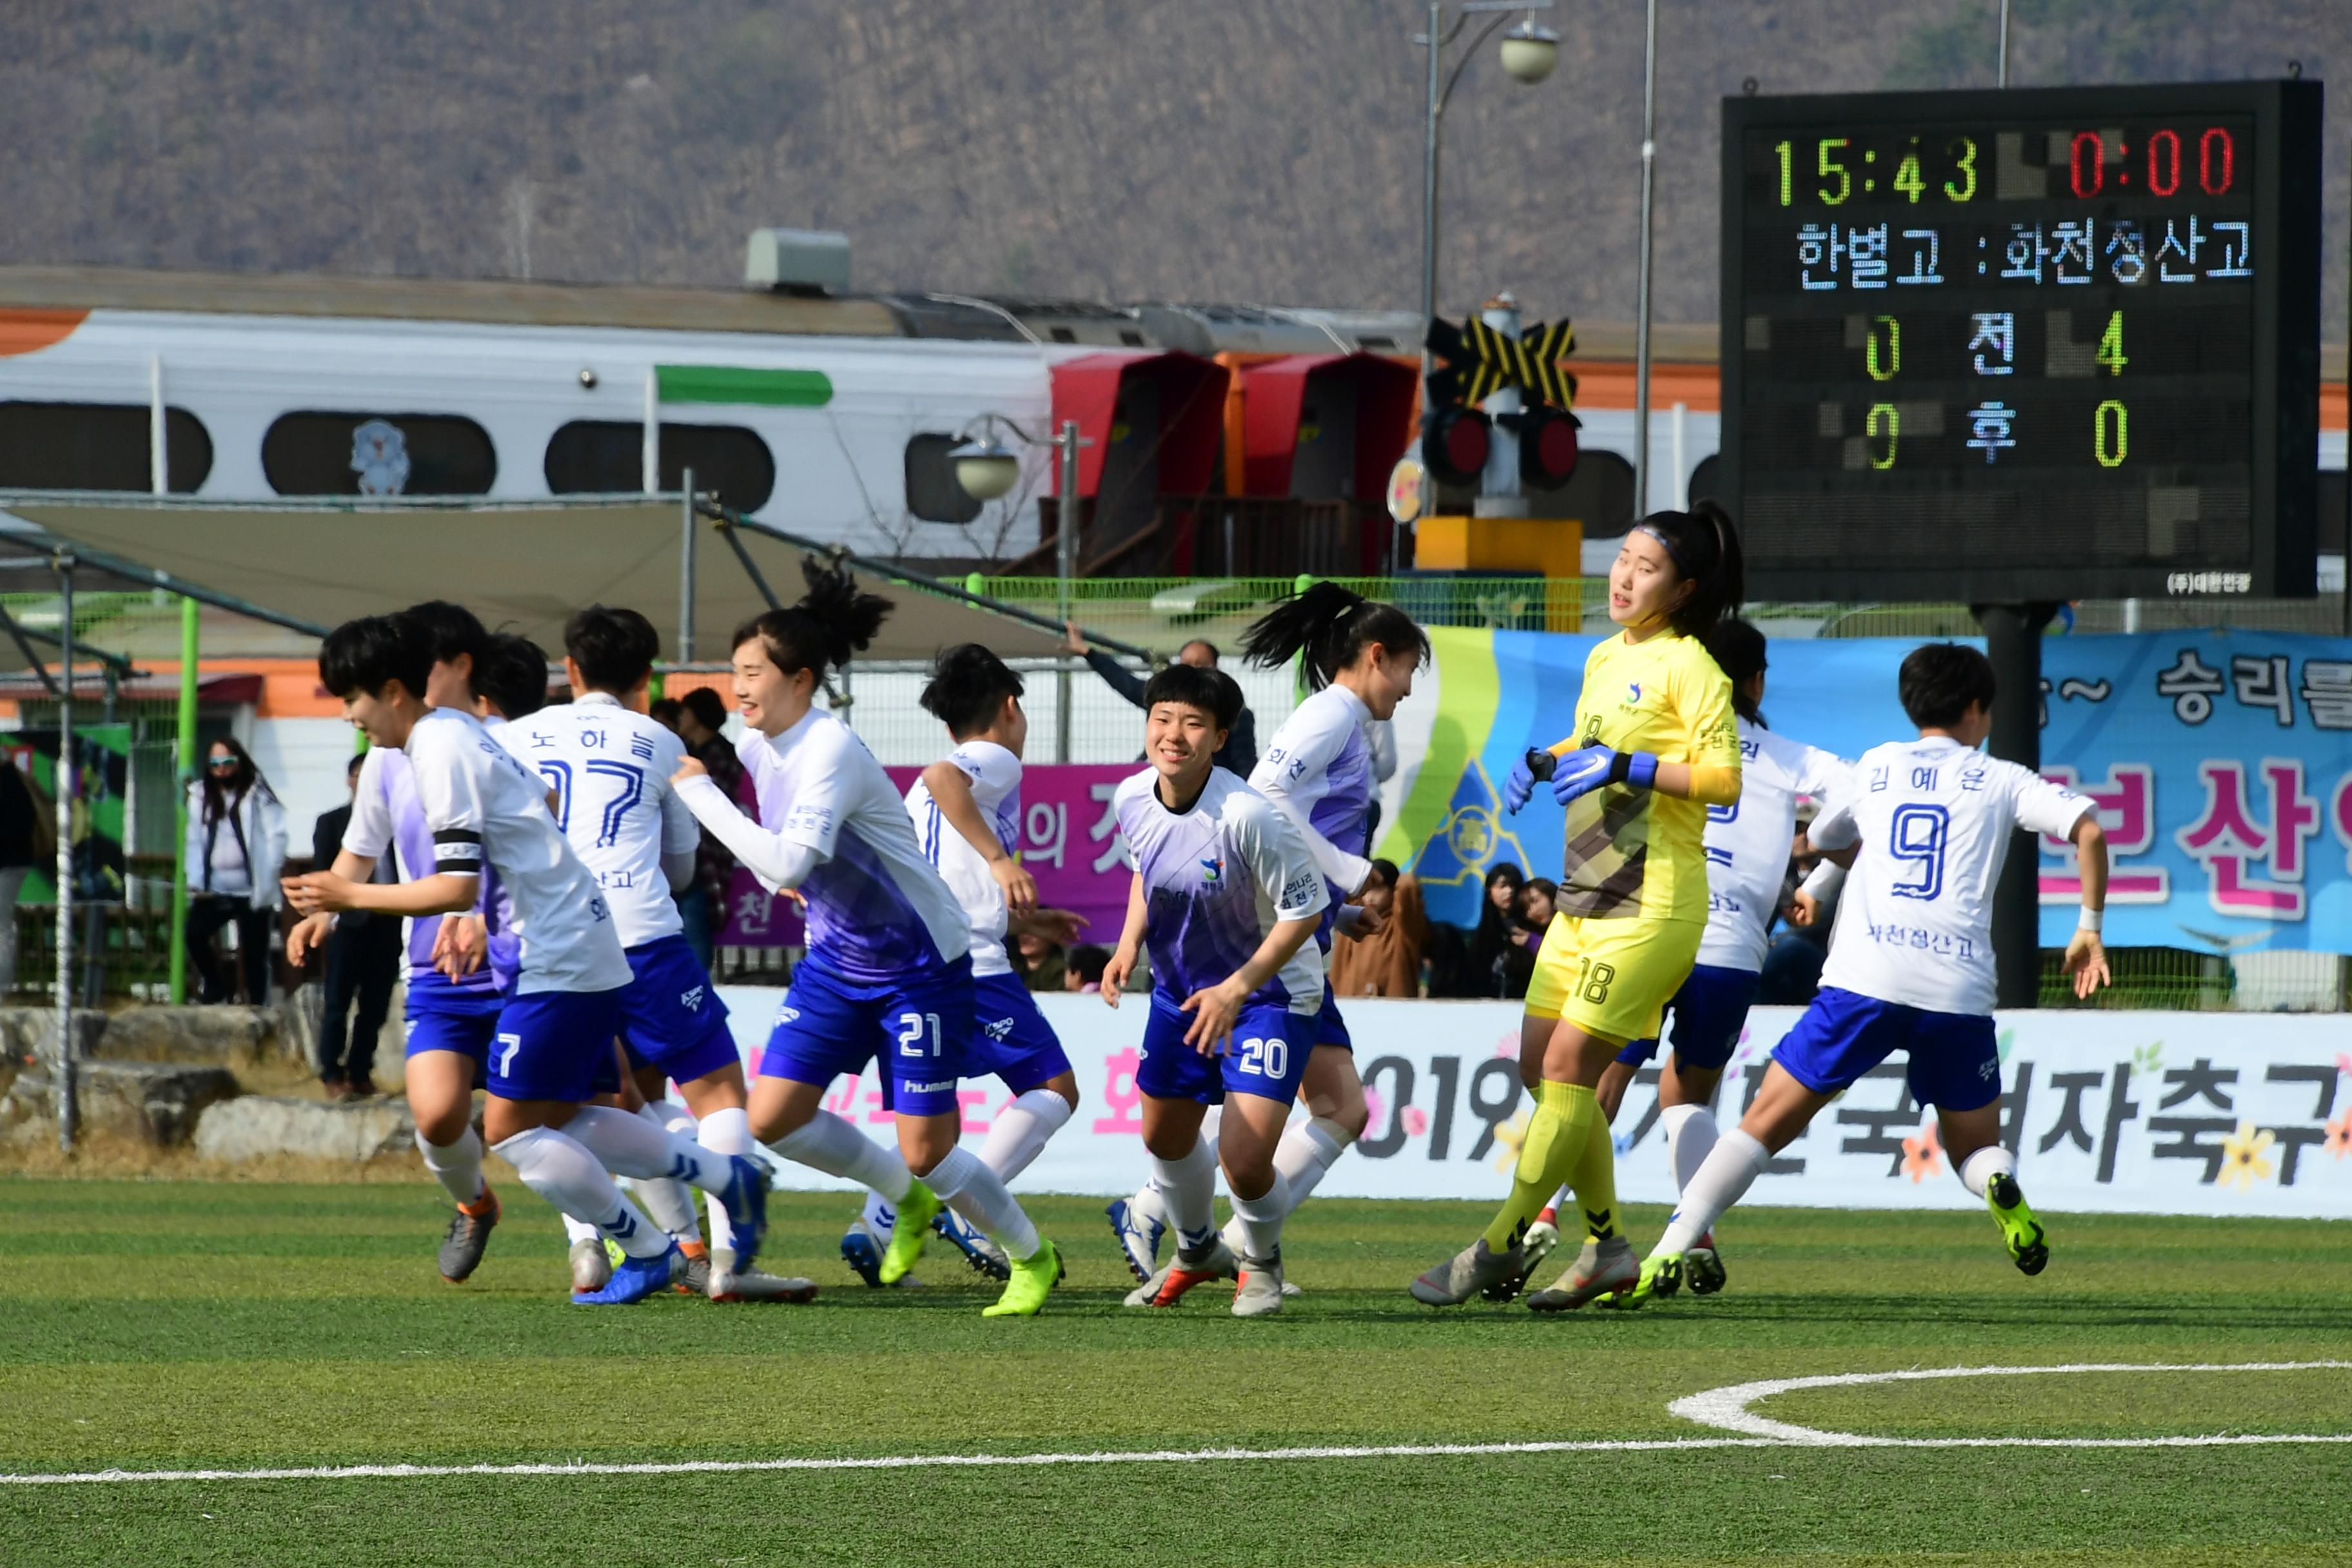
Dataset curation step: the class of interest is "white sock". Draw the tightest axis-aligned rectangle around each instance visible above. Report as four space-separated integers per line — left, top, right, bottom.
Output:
1660 1103 1721 1197
628 1104 701 1241
1228 1170 1291 1266
561 1104 733 1194
696 1106 752 1256
1958 1142 2015 1198
562 1213 600 1246
415 1128 485 1206
861 1188 898 1246
770 1110 913 1202
493 1126 668 1259
977 1088 1074 1184
1152 1137 1220 1255
1651 1128 1770 1259
925 1146 1041 1259
1271 1116 1353 1215
1545 1183 1571 1213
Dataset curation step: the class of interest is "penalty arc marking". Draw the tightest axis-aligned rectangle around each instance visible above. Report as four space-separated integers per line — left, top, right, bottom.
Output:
2 1362 2347 1486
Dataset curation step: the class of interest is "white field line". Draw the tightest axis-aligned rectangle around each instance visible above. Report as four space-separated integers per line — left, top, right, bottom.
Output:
6 1361 2350 1486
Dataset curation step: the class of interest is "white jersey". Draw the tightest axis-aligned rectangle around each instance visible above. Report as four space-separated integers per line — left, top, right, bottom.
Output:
904 740 1022 979
1250 683 1377 903
1810 735 2091 1017
402 707 631 995
1699 719 1849 974
737 708 969 981
496 692 698 950
1113 767 1328 1014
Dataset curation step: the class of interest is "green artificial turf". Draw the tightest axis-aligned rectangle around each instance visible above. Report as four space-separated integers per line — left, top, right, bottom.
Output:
1 1179 2347 1566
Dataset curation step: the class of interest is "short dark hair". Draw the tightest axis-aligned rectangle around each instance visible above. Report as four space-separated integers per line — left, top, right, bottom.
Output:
399 600 489 677
680 687 730 732
1068 943 1112 985
565 604 660 694
920 643 1024 740
1899 642 1997 729
346 751 368 778
319 613 429 700
475 634 553 720
1366 857 1400 889
1179 638 1220 665
1141 662 1240 732
648 697 684 730
1701 617 1769 726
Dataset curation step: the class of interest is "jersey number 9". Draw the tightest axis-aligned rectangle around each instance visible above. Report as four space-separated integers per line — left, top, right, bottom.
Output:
1887 803 1950 901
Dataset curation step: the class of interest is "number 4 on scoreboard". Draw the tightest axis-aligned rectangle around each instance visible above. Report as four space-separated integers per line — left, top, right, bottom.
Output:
2097 311 2127 377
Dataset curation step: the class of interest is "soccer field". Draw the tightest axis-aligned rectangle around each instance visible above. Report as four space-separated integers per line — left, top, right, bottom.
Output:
1 1180 2347 1567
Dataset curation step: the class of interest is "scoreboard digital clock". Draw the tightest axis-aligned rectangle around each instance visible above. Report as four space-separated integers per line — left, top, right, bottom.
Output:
1720 81 2323 602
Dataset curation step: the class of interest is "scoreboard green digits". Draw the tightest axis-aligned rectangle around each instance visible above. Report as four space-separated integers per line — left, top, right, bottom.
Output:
1720 82 2323 601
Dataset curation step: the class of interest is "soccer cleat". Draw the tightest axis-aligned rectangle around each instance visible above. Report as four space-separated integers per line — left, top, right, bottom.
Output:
1600 1249 1687 1310
1525 1236 1639 1312
879 1179 941 1284
1232 1256 1286 1318
675 1246 712 1297
1518 1207 1562 1282
981 1238 1064 1318
438 1186 500 1282
709 1248 819 1304
1408 1238 1525 1306
714 1155 771 1273
572 1242 680 1306
934 1207 1011 1281
1682 1230 1728 1295
1218 1216 1304 1297
840 1222 887 1288
1105 1190 1167 1283
1986 1172 2049 1275
569 1236 613 1294
1126 1239 1240 1308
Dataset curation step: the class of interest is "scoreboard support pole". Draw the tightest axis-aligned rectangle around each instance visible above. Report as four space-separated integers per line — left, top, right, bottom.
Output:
1975 601 2058 1009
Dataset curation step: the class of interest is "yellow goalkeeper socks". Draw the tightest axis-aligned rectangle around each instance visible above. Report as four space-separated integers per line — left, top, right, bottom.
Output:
1567 1101 1621 1241
1482 1081 1596 1253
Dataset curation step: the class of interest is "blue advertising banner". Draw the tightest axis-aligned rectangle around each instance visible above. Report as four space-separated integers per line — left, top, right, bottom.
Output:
1378 627 2352 955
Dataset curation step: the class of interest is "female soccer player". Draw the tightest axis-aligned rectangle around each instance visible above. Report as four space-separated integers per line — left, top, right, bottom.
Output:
1104 584 1428 1287
1412 500 1745 1310
1520 616 1849 1308
672 562 1064 1317
1101 663 1327 1316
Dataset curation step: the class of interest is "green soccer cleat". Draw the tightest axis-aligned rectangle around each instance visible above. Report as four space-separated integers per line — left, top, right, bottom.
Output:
1986 1172 2050 1275
1600 1250 1687 1310
981 1238 1064 1317
878 1179 941 1286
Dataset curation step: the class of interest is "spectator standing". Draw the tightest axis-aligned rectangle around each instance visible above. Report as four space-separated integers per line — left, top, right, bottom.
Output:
308 752 400 1097
0 756 54 993
1430 863 1525 998
1063 623 1257 776
666 686 747 969
1329 859 1429 998
184 736 286 1004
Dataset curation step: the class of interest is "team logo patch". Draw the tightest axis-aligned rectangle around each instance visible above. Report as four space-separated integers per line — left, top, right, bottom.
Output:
680 985 705 1014
1200 856 1224 884
983 1015 1016 1043
774 1004 801 1025
1625 681 1644 706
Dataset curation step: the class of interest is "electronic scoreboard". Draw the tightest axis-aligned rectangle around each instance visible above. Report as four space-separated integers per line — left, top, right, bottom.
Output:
1720 81 2322 601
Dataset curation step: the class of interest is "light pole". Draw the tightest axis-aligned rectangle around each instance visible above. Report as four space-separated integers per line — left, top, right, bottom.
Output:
950 415 1092 760
1416 2 1558 525
1632 0 1660 515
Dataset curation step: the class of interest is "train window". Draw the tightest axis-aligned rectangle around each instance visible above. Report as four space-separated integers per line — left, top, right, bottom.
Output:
903 434 981 525
1688 455 1720 509
1542 447 1636 536
0 402 212 491
543 420 775 513
263 412 495 496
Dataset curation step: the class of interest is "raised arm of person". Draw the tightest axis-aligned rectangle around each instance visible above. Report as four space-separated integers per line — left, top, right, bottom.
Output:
1065 622 1150 709
920 756 1037 914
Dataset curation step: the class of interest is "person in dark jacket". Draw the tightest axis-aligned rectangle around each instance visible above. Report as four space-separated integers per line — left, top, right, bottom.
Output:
1062 623 1257 776
0 757 53 992
309 752 401 1097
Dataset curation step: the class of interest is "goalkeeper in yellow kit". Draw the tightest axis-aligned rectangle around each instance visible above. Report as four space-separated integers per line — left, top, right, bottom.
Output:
1412 500 1745 1310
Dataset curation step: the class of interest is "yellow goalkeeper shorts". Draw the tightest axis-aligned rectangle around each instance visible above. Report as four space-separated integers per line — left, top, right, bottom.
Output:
1523 912 1703 1045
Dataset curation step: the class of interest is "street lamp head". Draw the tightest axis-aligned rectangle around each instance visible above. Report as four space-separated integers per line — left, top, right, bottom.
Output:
950 438 1022 502
1499 17 1559 84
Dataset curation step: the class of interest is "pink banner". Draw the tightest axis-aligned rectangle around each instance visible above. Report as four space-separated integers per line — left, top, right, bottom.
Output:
716 763 1140 952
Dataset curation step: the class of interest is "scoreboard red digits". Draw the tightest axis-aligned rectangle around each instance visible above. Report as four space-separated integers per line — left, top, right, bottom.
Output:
1720 82 2322 602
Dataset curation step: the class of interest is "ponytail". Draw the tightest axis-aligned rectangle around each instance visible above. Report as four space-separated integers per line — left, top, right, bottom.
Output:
1240 581 1432 691
1634 498 1745 642
730 558 890 680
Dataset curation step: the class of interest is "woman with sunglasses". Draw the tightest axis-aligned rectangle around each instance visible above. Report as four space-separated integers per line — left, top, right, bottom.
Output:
184 736 288 1004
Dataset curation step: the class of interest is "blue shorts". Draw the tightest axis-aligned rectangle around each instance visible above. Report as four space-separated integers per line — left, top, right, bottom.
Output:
1136 990 1316 1106
1313 982 1352 1050
485 986 629 1104
403 1008 497 1069
616 934 739 1087
763 952 975 1118
966 970 1072 1093
1614 964 1761 1072
1771 986 2003 1113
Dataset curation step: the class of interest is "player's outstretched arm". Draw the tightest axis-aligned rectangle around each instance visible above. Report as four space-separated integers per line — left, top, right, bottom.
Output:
285 868 478 918
671 757 825 893
921 758 1036 913
2061 813 2111 999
